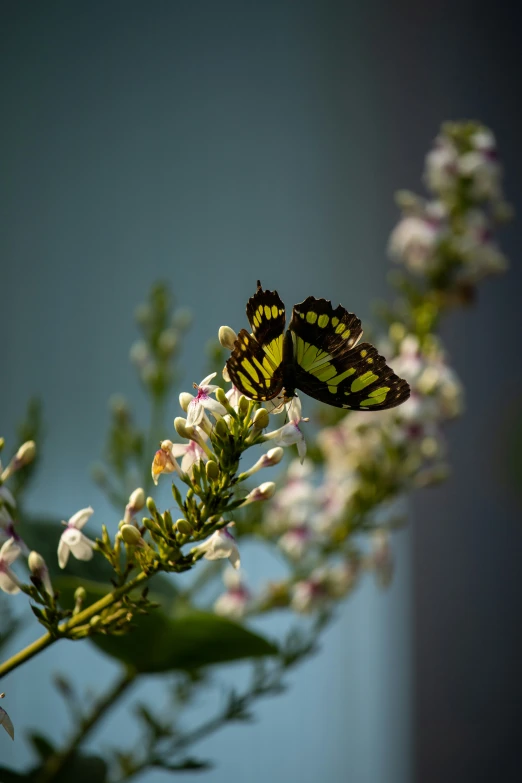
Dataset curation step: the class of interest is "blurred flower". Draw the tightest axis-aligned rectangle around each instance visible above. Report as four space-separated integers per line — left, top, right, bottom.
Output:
424 135 459 193
388 201 446 273
0 538 22 594
58 507 96 569
278 525 314 560
214 568 251 619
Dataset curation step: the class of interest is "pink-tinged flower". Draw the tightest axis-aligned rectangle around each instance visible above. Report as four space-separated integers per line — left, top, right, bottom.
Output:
226 384 242 411
186 373 227 426
193 523 240 570
278 525 314 560
0 700 14 740
264 396 308 462
0 538 22 594
58 507 96 569
151 440 183 485
0 513 29 556
169 427 209 475
214 568 251 620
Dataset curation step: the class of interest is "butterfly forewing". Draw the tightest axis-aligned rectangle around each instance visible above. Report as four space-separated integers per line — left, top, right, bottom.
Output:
294 341 410 410
246 281 286 369
226 329 284 402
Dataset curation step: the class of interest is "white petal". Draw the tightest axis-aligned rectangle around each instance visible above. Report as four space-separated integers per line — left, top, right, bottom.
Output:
296 433 307 464
169 443 189 458
286 395 302 423
0 486 16 508
68 506 94 530
200 372 217 386
202 398 227 417
0 707 14 740
69 533 95 562
0 538 21 566
0 571 20 595
187 400 204 427
228 547 241 570
181 449 200 475
57 536 70 569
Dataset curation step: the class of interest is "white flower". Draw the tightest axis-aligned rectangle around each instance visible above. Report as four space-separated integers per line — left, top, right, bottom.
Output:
169 427 209 475
0 485 16 509
214 568 251 619
0 538 22 594
264 395 308 462
186 373 227 426
58 507 96 569
424 136 459 193
193 523 240 569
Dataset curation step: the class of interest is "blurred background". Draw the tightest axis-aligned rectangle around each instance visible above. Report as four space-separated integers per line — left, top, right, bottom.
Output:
1 1 521 781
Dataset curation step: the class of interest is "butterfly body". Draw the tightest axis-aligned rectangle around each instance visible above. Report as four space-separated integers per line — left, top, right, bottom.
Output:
226 282 410 411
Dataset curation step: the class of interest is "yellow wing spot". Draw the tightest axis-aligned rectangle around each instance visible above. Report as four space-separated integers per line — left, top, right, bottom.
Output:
253 356 271 378
335 322 345 334
264 305 272 319
271 305 278 318
306 311 318 324
368 386 390 398
265 379 271 387
329 367 356 384
318 314 329 328
262 356 274 373
241 359 259 384
328 385 337 394
351 371 379 393
359 396 384 406
237 371 256 396
331 317 339 327
342 331 352 340
313 364 337 382
257 306 263 319
253 315 260 328
300 312 305 319
360 349 367 358
367 358 374 364
279 309 284 315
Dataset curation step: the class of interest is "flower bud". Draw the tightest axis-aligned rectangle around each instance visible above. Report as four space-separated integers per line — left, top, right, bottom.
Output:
179 392 194 413
128 487 145 512
158 328 179 356
252 407 269 430
214 419 229 439
206 460 220 480
74 586 86 604
238 395 249 415
28 551 46 574
215 387 228 406
134 303 153 326
172 307 192 330
175 518 193 537
262 447 284 467
120 524 143 546
218 325 238 351
129 340 150 367
15 441 36 468
146 496 158 515
174 417 194 440
90 615 102 627
243 481 276 505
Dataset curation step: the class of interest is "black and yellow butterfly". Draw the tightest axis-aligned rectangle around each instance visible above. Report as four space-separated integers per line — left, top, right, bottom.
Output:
226 282 410 411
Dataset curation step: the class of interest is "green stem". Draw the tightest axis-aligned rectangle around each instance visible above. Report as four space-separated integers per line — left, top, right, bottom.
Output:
36 667 137 783
0 569 155 680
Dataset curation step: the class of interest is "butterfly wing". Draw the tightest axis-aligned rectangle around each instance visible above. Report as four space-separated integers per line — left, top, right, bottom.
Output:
227 283 286 402
289 297 409 410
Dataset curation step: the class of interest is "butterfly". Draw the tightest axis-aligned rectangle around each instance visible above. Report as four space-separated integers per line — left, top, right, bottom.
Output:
226 281 410 411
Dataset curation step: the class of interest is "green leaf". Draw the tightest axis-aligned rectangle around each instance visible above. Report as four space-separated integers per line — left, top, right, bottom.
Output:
27 731 55 759
94 608 278 673
0 753 108 783
52 577 277 673
0 768 28 782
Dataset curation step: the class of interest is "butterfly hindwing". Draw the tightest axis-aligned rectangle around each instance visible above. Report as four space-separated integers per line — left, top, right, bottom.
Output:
226 329 284 402
294 342 410 411
289 296 363 374
246 281 286 369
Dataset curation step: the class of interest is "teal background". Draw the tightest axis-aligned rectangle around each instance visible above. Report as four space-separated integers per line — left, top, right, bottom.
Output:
1 2 521 781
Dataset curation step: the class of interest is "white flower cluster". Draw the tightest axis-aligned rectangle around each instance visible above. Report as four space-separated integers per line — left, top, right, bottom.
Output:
389 125 510 283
